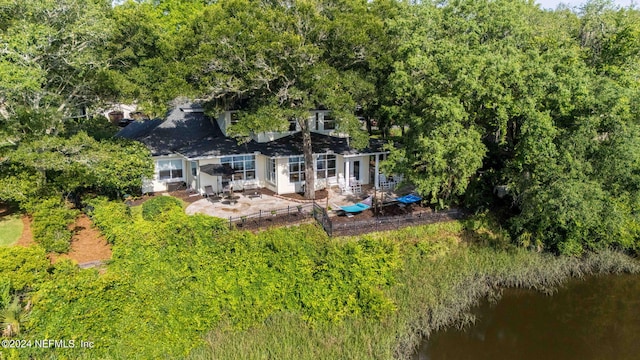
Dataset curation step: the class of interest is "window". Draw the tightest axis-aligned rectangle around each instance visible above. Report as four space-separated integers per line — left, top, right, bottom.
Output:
157 159 183 181
316 154 336 179
266 158 276 184
221 155 255 181
323 113 336 130
289 156 305 182
191 161 197 177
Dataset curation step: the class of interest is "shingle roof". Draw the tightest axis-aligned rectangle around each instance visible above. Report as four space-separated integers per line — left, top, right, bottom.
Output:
117 103 388 158
115 103 220 156
250 132 387 157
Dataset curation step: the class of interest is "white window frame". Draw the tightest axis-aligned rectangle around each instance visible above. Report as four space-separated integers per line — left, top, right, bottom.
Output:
266 157 276 184
288 156 305 183
156 159 184 181
323 112 336 130
316 154 336 179
221 155 256 181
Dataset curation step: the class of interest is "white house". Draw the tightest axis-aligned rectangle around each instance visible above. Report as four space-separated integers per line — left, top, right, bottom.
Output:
117 102 390 195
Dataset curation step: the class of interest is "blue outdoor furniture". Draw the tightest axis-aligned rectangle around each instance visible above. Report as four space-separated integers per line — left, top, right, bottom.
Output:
396 194 422 204
339 196 373 213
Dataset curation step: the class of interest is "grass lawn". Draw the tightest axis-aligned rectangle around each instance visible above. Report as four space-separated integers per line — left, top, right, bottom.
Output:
0 214 23 246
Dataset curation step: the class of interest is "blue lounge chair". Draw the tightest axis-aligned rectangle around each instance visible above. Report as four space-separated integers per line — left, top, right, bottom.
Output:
339 196 372 213
396 194 422 204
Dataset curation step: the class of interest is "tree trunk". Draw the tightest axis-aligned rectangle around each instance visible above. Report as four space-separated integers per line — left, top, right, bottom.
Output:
301 118 315 200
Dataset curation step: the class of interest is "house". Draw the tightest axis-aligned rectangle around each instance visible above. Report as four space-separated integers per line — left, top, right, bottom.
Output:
116 102 390 195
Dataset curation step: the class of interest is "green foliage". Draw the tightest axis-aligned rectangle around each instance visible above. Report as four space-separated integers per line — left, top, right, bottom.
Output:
28 198 78 253
23 200 398 358
0 295 31 337
0 0 114 142
141 196 184 221
85 197 132 244
0 246 49 292
0 133 154 206
385 122 486 207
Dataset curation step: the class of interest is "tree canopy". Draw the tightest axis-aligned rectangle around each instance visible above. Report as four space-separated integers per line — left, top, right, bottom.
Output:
2 0 640 253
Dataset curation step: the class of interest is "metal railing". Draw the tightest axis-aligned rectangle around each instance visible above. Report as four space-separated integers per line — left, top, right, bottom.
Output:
227 201 464 236
229 202 315 229
328 209 465 237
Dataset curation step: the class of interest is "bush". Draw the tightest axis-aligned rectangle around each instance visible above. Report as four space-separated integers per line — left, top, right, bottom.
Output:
30 198 78 253
85 197 132 244
141 196 183 221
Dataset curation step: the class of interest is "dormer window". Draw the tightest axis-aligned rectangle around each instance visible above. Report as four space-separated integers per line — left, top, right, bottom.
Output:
323 113 336 130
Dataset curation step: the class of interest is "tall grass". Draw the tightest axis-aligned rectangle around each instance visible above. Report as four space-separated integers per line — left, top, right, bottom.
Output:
189 221 640 360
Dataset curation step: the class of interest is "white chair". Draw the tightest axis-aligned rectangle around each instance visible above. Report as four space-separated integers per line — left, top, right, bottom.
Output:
351 180 362 194
379 174 390 190
338 176 348 193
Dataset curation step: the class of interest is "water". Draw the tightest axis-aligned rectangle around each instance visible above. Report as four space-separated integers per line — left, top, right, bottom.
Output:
416 274 640 360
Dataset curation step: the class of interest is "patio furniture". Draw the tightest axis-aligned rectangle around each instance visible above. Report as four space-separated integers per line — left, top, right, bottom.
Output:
396 193 422 205
204 185 221 202
350 180 362 194
337 176 348 194
243 182 262 199
395 193 422 213
167 181 186 192
379 174 391 190
338 196 373 214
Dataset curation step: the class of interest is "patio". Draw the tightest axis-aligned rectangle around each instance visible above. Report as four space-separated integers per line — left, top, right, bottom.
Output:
185 192 303 218
184 182 414 220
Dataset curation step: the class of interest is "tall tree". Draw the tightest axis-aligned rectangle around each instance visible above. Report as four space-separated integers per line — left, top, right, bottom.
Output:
0 0 113 142
105 0 207 116
191 0 376 199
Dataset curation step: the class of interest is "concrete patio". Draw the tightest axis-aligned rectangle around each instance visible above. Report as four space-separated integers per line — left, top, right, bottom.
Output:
185 185 407 219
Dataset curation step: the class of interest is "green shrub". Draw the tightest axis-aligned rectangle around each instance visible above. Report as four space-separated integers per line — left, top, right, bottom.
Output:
30 198 78 253
141 196 183 221
86 197 132 244
0 246 49 292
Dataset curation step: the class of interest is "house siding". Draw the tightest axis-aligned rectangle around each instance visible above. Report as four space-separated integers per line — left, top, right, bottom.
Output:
198 158 223 194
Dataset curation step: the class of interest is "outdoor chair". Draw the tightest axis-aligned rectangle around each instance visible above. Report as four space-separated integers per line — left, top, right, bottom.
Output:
204 185 221 202
379 174 391 190
350 180 362 194
338 177 348 194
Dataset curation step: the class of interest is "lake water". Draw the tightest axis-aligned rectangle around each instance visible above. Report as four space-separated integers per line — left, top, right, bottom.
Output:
415 274 640 360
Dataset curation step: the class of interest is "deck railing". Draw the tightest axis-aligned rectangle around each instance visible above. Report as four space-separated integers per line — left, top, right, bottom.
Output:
228 200 464 236
228 202 315 229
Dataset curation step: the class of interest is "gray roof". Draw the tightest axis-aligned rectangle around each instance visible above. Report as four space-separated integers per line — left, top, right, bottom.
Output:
115 103 219 156
117 102 388 158
250 132 387 157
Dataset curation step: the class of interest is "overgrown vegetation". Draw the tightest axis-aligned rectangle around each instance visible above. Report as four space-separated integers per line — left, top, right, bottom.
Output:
0 201 636 359
1 0 640 357
25 198 78 253
141 196 184 221
2 0 640 255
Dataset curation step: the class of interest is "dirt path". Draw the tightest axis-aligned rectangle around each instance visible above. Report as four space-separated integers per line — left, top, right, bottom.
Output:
15 215 34 246
50 215 112 265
